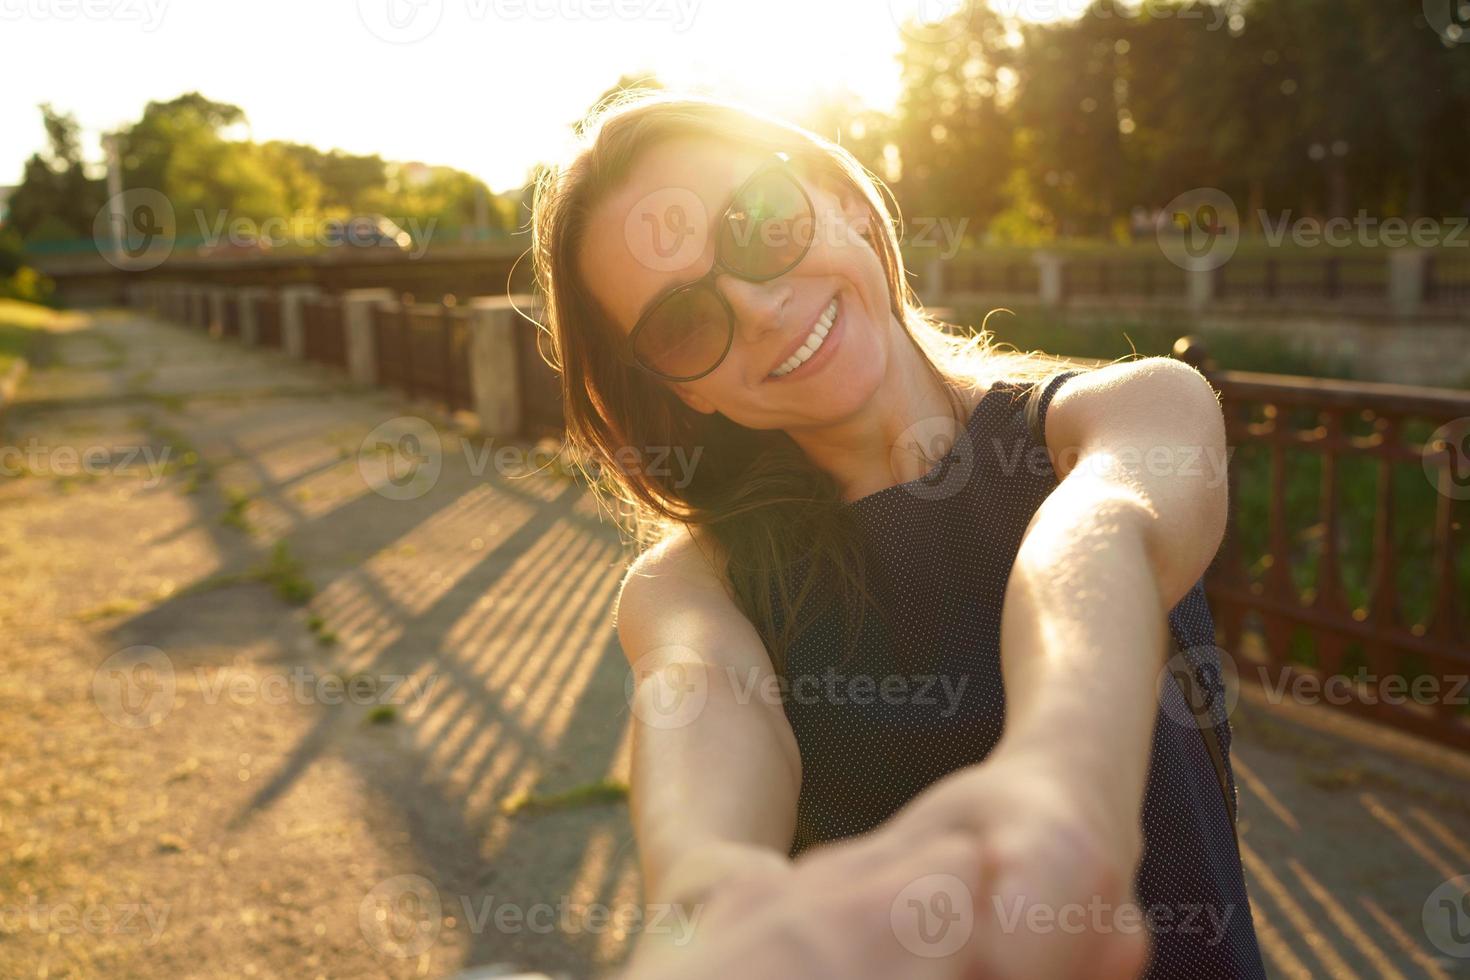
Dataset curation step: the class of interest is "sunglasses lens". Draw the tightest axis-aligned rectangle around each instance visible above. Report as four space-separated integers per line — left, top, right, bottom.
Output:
717 169 814 279
633 286 730 380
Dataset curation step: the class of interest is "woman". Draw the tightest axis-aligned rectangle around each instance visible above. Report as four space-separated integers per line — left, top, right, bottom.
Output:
530 90 1266 978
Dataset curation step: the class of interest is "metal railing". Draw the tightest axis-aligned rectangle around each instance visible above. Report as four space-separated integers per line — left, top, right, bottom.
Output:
255 294 282 349
302 296 347 368
371 294 474 413
1177 338 1470 749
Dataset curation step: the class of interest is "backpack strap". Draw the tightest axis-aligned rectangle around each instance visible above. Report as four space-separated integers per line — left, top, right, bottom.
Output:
1171 660 1240 846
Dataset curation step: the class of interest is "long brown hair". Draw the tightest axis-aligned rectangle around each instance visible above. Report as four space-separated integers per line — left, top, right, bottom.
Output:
530 90 1059 674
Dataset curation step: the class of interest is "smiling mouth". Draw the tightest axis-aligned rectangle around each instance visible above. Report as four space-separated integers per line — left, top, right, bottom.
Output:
767 296 839 379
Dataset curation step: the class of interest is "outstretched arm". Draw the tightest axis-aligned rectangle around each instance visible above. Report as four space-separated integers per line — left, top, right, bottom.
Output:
614 524 801 970
882 356 1229 975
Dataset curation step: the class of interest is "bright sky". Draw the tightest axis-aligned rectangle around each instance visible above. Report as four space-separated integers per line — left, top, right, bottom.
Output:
0 0 986 193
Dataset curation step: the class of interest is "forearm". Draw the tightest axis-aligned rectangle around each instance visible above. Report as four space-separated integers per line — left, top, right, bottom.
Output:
628 665 796 907
992 472 1171 864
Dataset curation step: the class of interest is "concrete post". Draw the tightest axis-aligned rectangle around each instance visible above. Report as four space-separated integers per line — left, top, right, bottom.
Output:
1034 252 1066 307
279 285 320 359
1186 268 1217 312
342 289 394 386
923 256 945 305
469 295 537 438
207 288 227 335
1389 248 1428 317
236 288 265 346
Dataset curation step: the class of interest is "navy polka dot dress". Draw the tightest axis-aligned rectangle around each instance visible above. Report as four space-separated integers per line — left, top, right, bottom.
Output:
769 370 1268 978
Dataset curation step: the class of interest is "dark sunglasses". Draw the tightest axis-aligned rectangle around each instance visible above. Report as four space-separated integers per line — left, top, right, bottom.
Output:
618 151 816 382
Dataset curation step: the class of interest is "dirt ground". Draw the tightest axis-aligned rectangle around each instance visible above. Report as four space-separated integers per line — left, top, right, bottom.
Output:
1 310 1467 979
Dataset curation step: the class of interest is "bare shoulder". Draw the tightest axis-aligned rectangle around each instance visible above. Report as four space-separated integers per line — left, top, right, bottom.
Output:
1046 356 1223 457
614 523 775 675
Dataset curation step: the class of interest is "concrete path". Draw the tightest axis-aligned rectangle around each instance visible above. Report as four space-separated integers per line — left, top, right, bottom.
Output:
0 310 1467 979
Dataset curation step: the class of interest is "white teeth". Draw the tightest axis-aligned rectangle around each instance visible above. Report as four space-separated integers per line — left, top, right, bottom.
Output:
770 298 839 378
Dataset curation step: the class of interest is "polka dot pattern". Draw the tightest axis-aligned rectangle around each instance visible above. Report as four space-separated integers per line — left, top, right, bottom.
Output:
769 371 1267 978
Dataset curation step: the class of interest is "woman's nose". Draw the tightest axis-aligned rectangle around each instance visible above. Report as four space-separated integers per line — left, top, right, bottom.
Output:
716 274 792 344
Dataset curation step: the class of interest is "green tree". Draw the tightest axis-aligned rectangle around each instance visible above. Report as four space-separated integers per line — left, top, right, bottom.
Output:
6 104 105 243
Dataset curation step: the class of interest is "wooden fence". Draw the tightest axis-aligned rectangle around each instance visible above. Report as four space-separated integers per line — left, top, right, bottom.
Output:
1178 338 1470 749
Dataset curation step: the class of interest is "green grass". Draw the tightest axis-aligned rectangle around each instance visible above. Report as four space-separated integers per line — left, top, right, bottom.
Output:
178 541 315 606
0 298 54 373
220 488 254 531
258 541 314 605
498 779 630 817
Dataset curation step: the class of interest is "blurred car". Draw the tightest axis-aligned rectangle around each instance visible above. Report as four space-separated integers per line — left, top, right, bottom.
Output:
322 214 413 250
